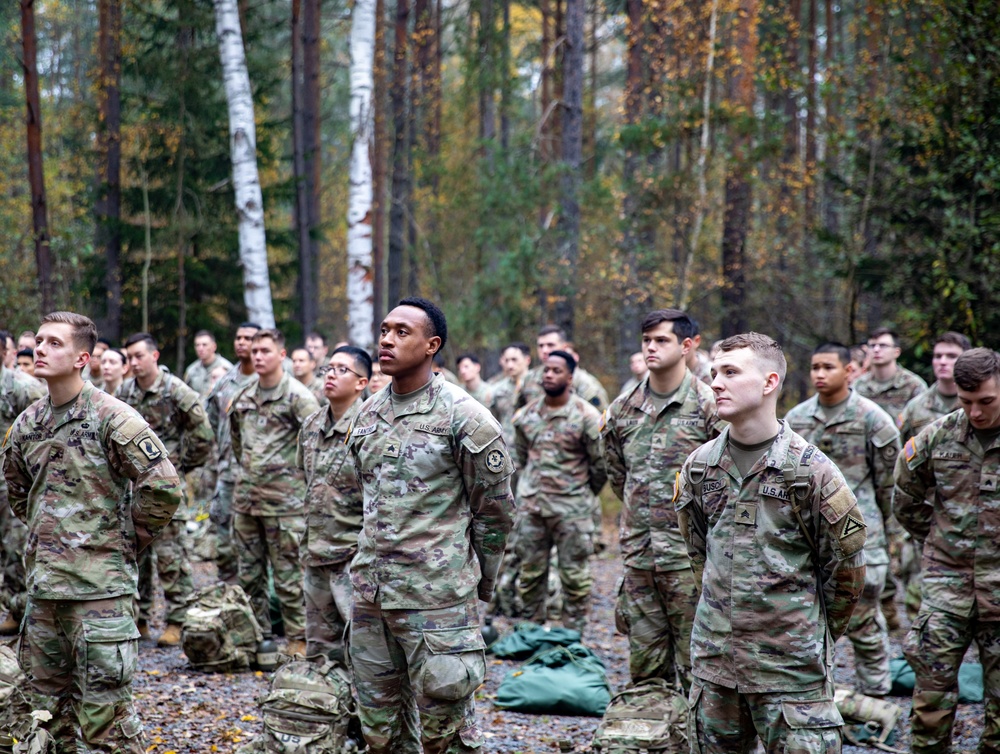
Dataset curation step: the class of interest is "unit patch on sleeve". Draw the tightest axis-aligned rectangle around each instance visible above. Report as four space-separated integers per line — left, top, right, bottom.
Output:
840 514 866 540
486 448 506 473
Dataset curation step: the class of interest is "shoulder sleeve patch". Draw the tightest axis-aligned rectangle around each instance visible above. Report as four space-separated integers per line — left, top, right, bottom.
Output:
836 505 867 558
1 425 12 452
177 386 200 412
903 436 921 468
111 413 150 446
872 420 899 449
819 483 857 526
462 415 502 454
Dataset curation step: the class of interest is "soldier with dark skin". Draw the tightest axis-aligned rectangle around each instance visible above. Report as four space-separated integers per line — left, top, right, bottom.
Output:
676 333 866 754
2 312 181 753
347 298 515 754
518 326 610 411
894 347 1000 754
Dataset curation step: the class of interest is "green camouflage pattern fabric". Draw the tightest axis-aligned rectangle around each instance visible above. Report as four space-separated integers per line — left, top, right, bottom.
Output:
465 381 493 409
229 371 320 516
18 595 144 754
903 605 1000 752
206 363 258 483
784 390 899 566
296 398 364 566
692 351 713 386
518 365 610 411
0 366 46 620
602 371 722 572
854 365 928 416
183 354 233 400
893 409 1000 620
2 382 181 600
896 382 959 444
689 679 842 753
676 422 867 693
349 594 486 754
135 518 193 625
488 375 522 450
303 561 352 661
346 374 515 609
296 374 329 408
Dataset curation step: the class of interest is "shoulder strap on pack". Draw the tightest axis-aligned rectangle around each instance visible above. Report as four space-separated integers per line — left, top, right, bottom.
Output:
687 442 712 498
782 444 818 554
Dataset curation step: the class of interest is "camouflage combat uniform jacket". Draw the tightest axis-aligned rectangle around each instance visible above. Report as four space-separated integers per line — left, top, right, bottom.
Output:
183 354 233 400
896 382 958 444
676 422 867 692
0 366 45 440
346 374 516 608
229 371 320 517
1 383 181 599
118 367 214 474
489 375 523 450
297 398 363 567
519 366 609 411
893 411 1000 620
855 366 928 416
513 394 607 519
603 371 721 572
207 364 258 484
785 390 899 566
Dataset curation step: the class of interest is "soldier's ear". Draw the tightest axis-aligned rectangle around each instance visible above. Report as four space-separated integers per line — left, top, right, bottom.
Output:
680 337 693 355
74 350 91 372
762 370 781 396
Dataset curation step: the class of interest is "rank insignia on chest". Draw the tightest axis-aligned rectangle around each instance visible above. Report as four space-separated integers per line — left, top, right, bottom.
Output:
486 448 506 472
735 502 757 525
981 475 998 493
384 440 401 458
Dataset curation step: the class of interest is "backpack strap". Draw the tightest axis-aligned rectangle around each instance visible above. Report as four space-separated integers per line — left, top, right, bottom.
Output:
782 444 818 555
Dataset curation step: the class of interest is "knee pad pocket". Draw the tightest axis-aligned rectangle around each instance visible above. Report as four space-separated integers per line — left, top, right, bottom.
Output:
420 626 487 702
780 698 844 729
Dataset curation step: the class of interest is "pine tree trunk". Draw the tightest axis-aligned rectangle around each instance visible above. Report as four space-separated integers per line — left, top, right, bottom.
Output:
213 0 276 327
292 0 316 334
20 0 53 314
372 0 387 336
388 0 409 304
347 0 377 350
96 0 122 340
301 0 322 332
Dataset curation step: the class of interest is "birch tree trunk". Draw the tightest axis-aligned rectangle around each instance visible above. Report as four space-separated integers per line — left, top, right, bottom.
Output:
347 0 377 350
213 0 276 328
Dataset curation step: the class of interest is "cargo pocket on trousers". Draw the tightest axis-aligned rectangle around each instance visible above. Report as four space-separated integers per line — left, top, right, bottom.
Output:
688 683 705 754
613 575 629 635
902 610 931 675
83 616 141 693
419 626 487 702
781 699 844 729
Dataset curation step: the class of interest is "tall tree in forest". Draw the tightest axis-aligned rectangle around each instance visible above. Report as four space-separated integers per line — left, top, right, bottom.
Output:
719 0 759 337
388 0 409 304
372 0 387 329
347 0 376 350
20 0 53 313
551 0 583 338
300 0 322 332
96 0 122 340
291 0 315 334
213 0 276 327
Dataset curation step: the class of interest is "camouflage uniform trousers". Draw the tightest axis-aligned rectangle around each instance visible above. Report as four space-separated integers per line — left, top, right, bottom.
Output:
903 607 1000 753
0 485 27 622
899 535 924 620
136 518 195 625
349 594 486 754
615 566 698 691
689 679 842 754
844 562 891 697
303 561 352 662
209 477 239 582
233 512 306 641
516 510 594 631
18 595 144 754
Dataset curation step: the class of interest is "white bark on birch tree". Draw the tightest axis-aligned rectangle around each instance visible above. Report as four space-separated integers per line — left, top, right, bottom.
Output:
347 0 377 349
214 0 276 328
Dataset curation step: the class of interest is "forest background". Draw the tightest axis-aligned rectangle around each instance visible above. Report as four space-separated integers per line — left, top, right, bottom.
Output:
1 0 997 402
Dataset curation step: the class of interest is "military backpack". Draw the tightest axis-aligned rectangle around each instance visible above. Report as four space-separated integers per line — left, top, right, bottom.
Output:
181 583 263 672
248 658 363 754
591 678 688 753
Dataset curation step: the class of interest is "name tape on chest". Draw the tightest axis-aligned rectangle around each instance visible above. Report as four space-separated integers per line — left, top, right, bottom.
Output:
416 423 450 436
760 483 790 501
703 479 726 494
352 424 377 439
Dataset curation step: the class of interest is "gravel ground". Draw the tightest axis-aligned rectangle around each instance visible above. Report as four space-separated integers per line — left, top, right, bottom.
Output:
130 522 986 753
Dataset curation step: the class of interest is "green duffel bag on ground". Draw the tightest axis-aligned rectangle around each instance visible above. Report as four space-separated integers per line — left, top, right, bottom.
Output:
489 622 581 660
495 643 611 717
591 678 688 753
889 658 983 703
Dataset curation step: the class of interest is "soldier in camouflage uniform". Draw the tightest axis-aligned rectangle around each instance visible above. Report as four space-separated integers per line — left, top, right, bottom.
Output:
229 329 319 656
676 333 867 753
119 333 214 646
513 350 606 631
0 334 46 634
618 351 647 397
518 326 609 411
2 312 181 753
456 353 493 407
183 330 233 401
207 323 261 583
100 347 128 395
296 346 370 663
347 298 515 754
291 346 329 407
602 309 721 689
785 343 899 697
893 347 1000 754
895 331 971 620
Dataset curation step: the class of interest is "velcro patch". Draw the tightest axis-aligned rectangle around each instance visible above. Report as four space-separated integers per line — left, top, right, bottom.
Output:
735 503 757 525
352 424 377 439
135 433 162 461
840 514 865 539
485 448 506 473
760 483 790 501
384 440 401 458
703 479 726 494
416 423 449 436
904 437 917 462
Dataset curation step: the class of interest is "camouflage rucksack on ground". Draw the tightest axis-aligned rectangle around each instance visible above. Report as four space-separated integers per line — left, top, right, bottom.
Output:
591 678 688 753
0 645 55 754
241 658 363 754
181 583 263 672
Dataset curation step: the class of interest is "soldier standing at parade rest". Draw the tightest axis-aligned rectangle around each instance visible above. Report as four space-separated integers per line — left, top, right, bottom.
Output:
119 332 214 646
513 350 606 631
2 312 181 753
346 297 515 754
602 308 721 689
784 342 900 698
676 332 867 753
894 347 1000 754
229 329 319 658
0 333 45 634
183 330 233 401
296 346 370 662
207 323 261 583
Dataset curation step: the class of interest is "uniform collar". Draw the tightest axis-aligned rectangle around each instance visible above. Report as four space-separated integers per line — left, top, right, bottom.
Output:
324 397 362 438
246 370 291 403
44 381 94 430
376 373 443 421
709 419 794 477
627 369 695 417
804 389 861 425
133 366 169 397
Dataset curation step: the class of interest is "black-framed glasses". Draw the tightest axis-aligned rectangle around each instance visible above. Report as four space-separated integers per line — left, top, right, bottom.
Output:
318 364 364 379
